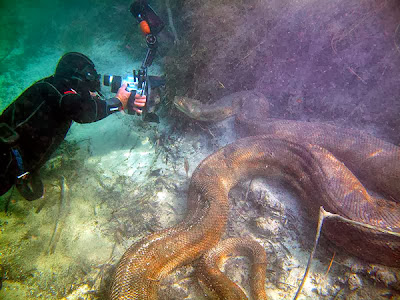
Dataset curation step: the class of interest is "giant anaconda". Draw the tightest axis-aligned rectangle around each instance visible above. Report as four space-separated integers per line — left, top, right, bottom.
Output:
110 91 400 299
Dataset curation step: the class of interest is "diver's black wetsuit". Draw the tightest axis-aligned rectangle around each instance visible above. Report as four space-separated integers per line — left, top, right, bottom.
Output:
0 75 121 199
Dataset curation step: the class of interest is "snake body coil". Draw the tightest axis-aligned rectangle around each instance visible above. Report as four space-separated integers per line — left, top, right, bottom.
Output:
110 91 400 299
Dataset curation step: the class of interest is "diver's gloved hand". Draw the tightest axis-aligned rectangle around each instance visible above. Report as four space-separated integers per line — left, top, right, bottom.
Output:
132 94 146 114
115 83 131 110
115 84 147 114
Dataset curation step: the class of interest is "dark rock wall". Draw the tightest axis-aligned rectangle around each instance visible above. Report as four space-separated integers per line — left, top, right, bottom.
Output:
166 0 400 143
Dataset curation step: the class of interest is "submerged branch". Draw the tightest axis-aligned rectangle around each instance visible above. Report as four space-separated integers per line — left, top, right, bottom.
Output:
47 176 70 255
165 0 179 44
294 206 400 300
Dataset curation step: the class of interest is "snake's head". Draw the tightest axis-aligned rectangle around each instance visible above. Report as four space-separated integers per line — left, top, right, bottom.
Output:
173 96 201 118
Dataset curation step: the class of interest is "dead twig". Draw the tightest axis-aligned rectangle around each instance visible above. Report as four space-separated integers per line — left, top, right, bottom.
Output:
324 251 336 278
47 176 69 255
347 67 367 84
244 179 253 202
198 123 216 138
293 206 400 300
395 23 400 55
331 1 388 55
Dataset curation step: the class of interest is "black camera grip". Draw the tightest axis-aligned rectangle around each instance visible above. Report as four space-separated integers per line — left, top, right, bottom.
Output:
127 91 137 115
127 90 144 116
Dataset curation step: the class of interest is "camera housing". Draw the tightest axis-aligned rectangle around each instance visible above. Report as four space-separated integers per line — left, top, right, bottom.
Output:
103 69 146 94
102 70 165 122
130 1 165 35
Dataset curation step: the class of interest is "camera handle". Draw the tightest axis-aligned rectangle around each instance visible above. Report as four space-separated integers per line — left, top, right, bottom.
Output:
126 67 147 115
131 0 164 69
142 34 158 69
127 92 138 115
127 1 165 122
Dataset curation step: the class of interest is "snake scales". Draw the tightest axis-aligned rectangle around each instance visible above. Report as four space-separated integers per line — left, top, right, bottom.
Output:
110 91 400 299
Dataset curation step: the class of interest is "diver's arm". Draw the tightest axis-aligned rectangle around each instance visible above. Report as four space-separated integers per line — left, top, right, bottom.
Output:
60 92 118 123
60 84 146 123
60 85 132 123
75 91 146 121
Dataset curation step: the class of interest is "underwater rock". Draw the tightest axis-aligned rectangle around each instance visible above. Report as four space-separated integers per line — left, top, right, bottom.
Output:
350 262 367 274
253 216 281 236
347 273 363 291
367 265 399 290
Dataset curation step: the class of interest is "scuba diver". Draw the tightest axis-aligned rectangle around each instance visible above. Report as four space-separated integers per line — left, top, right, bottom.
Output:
0 52 146 201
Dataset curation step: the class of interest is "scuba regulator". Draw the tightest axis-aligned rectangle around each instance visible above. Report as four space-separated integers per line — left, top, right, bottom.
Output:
103 0 165 123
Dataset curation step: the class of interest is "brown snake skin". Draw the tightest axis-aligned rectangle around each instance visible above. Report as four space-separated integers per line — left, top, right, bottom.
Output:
196 237 268 300
110 91 400 299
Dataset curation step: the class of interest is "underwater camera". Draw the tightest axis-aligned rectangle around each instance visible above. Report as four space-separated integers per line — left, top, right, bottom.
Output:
101 1 166 123
103 70 165 123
